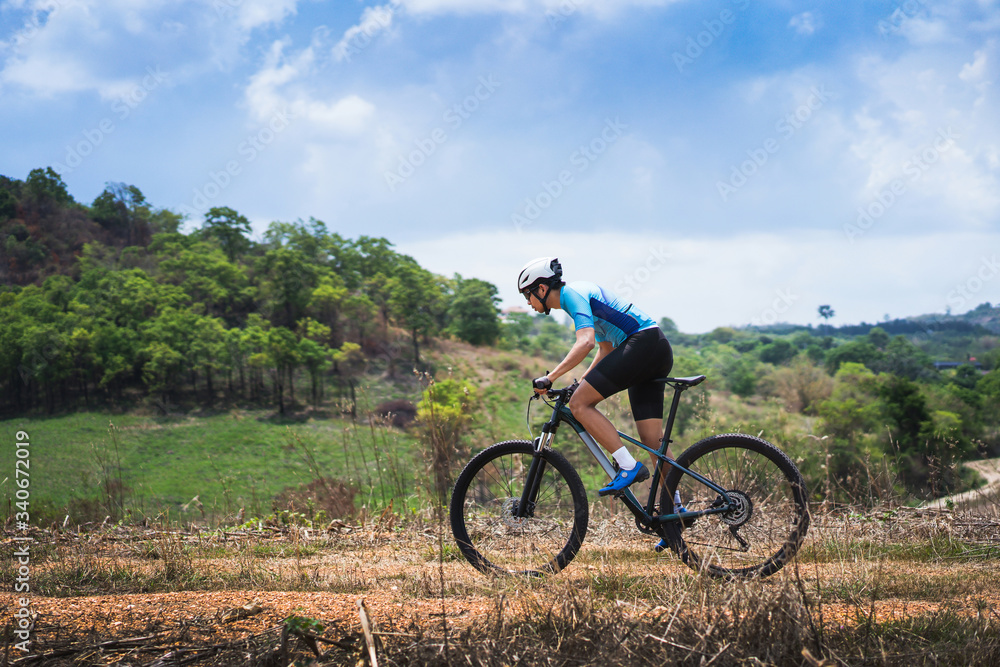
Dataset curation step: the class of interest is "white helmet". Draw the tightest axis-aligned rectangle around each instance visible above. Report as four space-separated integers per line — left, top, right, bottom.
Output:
517 257 562 292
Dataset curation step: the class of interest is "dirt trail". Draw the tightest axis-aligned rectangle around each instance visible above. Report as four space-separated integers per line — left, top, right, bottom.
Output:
5 509 999 665
922 457 1000 511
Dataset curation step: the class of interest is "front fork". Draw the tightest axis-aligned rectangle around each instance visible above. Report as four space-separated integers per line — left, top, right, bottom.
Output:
514 432 554 518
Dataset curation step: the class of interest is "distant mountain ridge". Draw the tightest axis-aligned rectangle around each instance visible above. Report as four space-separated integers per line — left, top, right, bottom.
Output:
747 302 1000 337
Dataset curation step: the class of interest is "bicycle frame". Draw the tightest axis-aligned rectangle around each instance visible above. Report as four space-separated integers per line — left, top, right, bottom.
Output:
521 382 735 530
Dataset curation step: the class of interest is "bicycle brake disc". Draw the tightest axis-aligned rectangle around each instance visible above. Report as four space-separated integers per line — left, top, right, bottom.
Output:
500 498 529 529
721 490 753 527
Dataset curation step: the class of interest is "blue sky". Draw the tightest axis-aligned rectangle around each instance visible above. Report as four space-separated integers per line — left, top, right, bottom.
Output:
1 0 998 332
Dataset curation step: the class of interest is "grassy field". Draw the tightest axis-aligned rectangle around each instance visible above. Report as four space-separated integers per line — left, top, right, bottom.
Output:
1 395 427 526
0 342 551 526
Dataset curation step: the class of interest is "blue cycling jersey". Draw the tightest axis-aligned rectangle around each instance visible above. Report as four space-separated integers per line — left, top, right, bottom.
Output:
559 281 658 348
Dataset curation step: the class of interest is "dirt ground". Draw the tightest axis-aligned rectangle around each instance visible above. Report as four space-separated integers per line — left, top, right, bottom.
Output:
3 506 1000 665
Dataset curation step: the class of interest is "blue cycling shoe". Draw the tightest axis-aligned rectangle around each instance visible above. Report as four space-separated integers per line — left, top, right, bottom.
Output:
597 462 649 497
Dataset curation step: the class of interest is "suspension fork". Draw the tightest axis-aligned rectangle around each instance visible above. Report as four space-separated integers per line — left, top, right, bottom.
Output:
514 428 556 518
515 402 561 518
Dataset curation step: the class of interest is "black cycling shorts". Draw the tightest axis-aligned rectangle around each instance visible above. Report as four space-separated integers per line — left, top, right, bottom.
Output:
584 327 674 421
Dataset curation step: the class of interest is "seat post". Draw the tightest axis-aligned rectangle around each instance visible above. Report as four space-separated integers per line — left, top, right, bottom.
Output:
659 383 685 454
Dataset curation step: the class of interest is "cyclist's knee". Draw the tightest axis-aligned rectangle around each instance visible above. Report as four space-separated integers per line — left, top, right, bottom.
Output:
569 384 601 412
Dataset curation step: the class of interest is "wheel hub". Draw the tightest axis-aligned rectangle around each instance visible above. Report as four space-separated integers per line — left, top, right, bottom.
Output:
721 490 752 527
500 497 529 528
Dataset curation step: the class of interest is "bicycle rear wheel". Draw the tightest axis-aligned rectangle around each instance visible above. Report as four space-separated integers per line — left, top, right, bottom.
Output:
662 433 809 579
450 440 589 576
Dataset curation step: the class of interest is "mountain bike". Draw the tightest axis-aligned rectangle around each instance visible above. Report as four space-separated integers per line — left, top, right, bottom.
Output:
449 375 810 579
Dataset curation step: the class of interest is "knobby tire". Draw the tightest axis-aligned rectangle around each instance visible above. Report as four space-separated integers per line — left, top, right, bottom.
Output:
450 440 589 576
660 433 810 579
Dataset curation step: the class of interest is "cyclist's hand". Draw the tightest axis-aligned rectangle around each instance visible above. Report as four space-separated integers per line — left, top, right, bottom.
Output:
532 375 552 393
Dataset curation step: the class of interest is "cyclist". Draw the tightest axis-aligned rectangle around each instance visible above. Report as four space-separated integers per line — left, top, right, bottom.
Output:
518 256 678 503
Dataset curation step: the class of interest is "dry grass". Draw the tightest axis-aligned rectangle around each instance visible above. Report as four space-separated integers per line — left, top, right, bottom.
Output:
3 506 1000 666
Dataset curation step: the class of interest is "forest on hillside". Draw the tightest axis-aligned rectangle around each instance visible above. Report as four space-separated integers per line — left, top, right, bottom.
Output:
1 168 502 416
3 167 1000 504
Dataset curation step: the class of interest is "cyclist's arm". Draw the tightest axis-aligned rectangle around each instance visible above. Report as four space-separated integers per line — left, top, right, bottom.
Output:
583 340 613 378
545 327 596 384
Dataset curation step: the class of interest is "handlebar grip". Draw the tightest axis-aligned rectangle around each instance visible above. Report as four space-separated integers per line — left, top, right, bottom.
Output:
532 376 552 391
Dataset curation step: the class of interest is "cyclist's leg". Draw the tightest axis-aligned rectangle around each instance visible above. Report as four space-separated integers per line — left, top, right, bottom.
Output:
626 330 674 505
567 380 627 455
570 380 650 495
637 417 673 488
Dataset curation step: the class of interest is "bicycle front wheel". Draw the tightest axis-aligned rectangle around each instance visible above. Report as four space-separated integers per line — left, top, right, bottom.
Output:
663 433 809 579
450 440 589 576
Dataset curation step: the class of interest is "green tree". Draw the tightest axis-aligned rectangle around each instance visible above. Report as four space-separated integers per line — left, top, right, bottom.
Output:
447 275 501 345
417 378 477 504
874 335 932 380
817 363 883 445
188 314 227 402
0 189 16 220
307 273 348 345
266 326 299 414
257 244 318 328
297 318 333 407
388 260 443 365
825 340 882 374
202 206 252 262
879 374 931 452
978 369 1000 402
25 167 72 206
499 311 533 349
724 356 758 397
142 340 184 408
153 234 251 322
92 183 151 246
659 316 679 335
332 341 366 417
759 339 797 365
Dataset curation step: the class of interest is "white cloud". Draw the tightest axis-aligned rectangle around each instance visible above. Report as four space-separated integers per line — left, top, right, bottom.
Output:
243 37 375 134
0 0 299 99
228 0 298 33
398 229 1000 332
788 11 820 36
333 2 398 62
396 0 677 17
960 45 990 85
845 50 1000 229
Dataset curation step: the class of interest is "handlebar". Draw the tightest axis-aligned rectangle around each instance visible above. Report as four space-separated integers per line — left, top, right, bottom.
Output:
531 380 579 403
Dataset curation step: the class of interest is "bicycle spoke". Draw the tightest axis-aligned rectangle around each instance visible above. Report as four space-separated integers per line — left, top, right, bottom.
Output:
451 441 588 576
666 433 809 578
